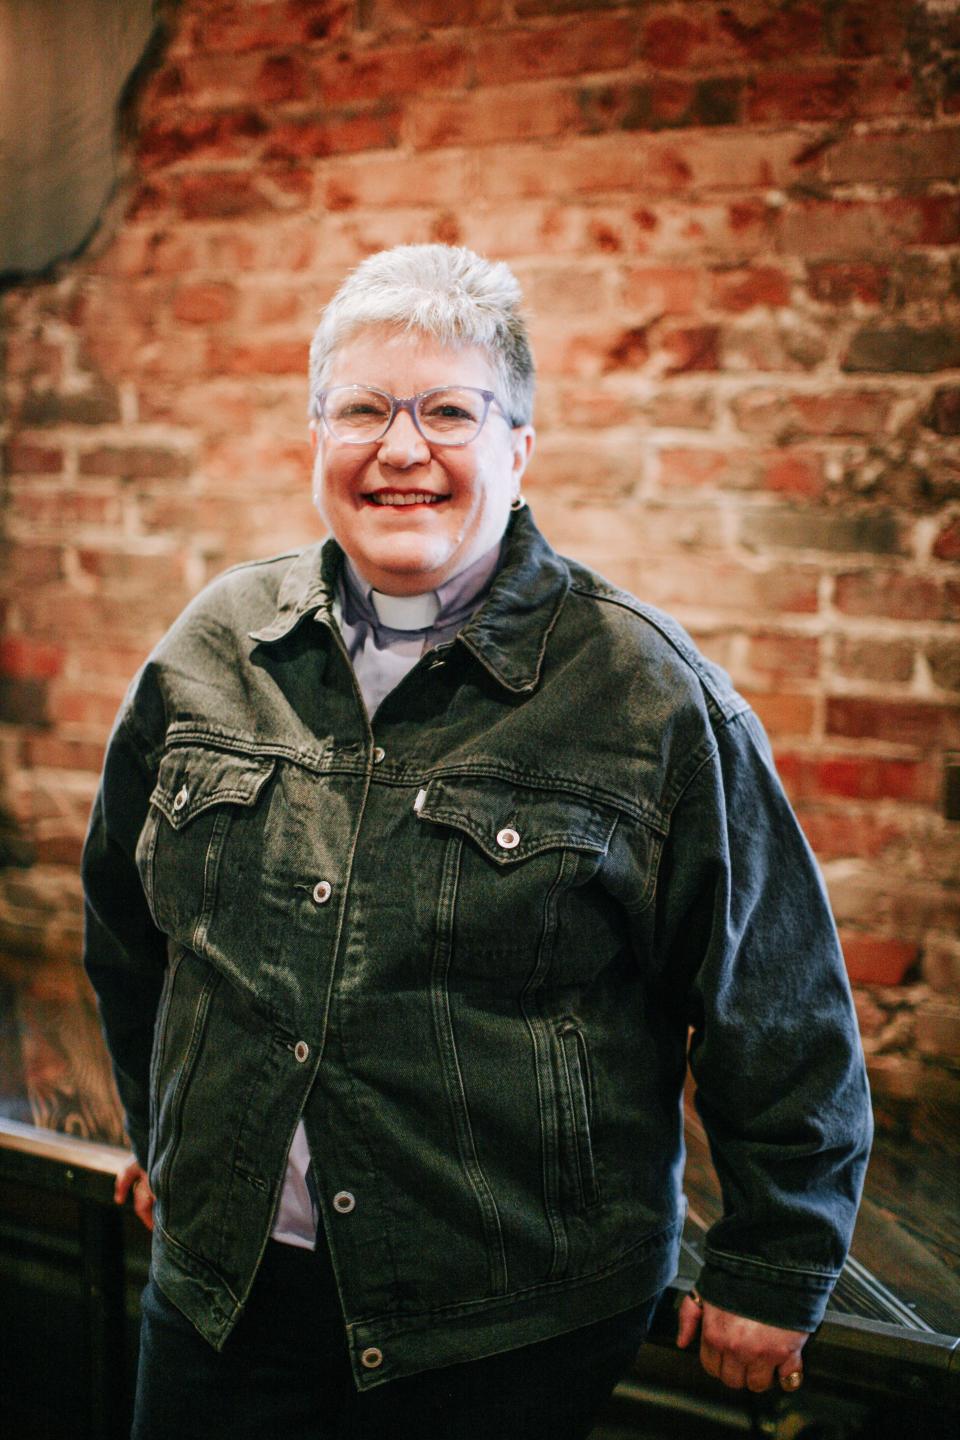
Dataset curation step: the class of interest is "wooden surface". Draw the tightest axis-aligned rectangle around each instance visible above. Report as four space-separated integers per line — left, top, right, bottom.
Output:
1 953 958 1336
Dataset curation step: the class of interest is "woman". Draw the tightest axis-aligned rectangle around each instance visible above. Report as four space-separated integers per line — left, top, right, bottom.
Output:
83 244 872 1439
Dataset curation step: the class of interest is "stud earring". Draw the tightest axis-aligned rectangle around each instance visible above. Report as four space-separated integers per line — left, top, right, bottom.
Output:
510 494 526 511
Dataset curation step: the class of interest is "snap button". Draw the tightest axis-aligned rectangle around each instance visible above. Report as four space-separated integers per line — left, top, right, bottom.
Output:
312 880 332 905
413 787 426 814
360 1346 383 1370
293 1041 310 1063
332 1190 356 1214
173 785 189 812
372 746 385 765
496 827 520 850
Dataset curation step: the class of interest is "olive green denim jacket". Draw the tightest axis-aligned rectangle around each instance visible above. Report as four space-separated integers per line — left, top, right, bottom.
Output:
82 507 871 1389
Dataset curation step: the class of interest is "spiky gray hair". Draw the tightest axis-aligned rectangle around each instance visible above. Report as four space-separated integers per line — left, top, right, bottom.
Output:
308 244 535 426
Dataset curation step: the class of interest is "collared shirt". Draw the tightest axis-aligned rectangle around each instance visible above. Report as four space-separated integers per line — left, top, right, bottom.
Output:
270 541 503 1249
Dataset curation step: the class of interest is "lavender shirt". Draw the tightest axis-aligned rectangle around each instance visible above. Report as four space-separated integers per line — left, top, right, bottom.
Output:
270 542 503 1249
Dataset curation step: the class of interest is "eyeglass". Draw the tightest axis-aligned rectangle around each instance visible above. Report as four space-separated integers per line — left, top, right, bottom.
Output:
315 385 510 447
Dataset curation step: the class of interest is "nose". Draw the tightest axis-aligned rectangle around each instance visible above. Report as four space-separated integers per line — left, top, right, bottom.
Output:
377 407 430 468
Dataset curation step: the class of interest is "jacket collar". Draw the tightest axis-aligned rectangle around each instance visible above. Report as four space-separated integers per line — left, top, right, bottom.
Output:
249 506 570 694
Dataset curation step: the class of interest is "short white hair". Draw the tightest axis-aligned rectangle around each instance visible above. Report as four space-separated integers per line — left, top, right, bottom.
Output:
308 244 535 425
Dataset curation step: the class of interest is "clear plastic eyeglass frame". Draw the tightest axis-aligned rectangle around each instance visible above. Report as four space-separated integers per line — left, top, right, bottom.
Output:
315 385 509 447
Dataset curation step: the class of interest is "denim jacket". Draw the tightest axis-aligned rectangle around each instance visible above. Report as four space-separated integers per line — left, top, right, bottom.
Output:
82 507 871 1389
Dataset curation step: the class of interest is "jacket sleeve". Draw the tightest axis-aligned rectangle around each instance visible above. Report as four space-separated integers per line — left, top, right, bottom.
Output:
654 705 872 1332
81 702 167 1165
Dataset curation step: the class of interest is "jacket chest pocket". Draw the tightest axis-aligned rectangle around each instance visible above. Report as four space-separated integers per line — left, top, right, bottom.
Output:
414 775 619 986
136 745 276 954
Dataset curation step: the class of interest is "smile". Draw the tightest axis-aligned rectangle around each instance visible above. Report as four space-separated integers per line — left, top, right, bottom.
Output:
366 491 448 506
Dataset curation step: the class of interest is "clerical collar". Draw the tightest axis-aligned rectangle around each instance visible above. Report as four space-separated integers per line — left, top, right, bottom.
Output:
341 542 503 637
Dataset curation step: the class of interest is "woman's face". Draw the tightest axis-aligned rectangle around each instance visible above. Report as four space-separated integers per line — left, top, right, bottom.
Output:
311 327 534 595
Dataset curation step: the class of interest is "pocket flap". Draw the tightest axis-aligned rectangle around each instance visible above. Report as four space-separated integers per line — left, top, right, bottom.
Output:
415 775 617 864
150 746 276 830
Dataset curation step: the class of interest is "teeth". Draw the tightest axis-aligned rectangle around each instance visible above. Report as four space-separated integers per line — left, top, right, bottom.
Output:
370 491 444 506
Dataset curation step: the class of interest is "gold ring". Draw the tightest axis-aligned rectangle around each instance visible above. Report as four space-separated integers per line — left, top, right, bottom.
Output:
781 1369 803 1391
689 1288 704 1309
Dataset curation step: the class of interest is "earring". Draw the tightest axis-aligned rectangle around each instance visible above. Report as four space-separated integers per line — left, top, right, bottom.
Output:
510 494 526 511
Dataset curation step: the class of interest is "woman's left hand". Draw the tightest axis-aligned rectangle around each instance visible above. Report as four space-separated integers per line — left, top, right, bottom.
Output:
676 1292 808 1392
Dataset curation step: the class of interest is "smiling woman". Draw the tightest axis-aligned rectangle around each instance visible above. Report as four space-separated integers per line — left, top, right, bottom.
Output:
82 244 872 1440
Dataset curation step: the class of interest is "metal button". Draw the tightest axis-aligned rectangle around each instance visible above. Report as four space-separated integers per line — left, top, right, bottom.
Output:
496 827 520 850
360 1346 383 1370
332 1190 356 1214
372 746 386 765
294 1041 310 1063
173 785 189 812
312 880 332 905
413 787 427 814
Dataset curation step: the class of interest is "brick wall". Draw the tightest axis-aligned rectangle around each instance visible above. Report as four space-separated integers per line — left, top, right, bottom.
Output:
1 0 958 1107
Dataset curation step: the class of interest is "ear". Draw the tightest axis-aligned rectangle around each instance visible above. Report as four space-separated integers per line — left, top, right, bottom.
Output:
511 425 535 485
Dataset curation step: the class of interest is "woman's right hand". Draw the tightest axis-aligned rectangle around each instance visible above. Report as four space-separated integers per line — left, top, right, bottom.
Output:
115 1159 155 1231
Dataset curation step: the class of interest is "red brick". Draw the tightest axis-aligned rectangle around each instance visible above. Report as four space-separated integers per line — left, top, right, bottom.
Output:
927 641 960 692
644 390 716 430
798 807 911 861
138 111 268 168
255 53 312 103
19 382 121 427
22 735 106 773
773 752 937 805
759 452 827 500
732 389 895 441
741 507 903 557
177 170 312 220
77 447 193 479
844 325 960 375
841 935 919 986
834 570 959 623
805 262 890 306
915 1004 960 1060
656 448 733 490
368 0 500 25
748 62 915 123
641 3 823 68
659 325 720 375
741 690 816 738
314 39 471 103
265 108 402 160
206 339 308 377
826 697 960 749
820 127 960 185
0 638 65 680
777 196 960 256
747 632 820 681
932 518 960 562
709 266 791 312
173 283 238 324
0 677 49 727
925 388 960 437
187 1 351 55
833 637 915 685
474 15 634 83
317 149 477 210
407 83 581 150
3 442 64 474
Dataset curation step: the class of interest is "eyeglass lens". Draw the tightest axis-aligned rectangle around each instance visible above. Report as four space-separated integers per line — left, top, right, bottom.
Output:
323 387 489 444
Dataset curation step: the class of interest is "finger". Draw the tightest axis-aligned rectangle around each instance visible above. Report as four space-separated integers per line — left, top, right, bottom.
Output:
777 1360 804 1393
114 1162 140 1206
718 1352 748 1390
698 1339 722 1382
746 1357 776 1393
676 1295 704 1349
132 1178 156 1232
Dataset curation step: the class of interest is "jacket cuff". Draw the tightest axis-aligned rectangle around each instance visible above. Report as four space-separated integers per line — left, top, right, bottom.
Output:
696 1251 837 1333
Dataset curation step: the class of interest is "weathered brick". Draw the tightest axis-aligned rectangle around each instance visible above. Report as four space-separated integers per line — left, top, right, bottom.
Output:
746 631 820 681
187 0 352 54
932 517 960 562
925 387 960 436
660 325 720 375
3 441 64 474
254 53 312 103
799 807 912 861
805 261 890 306
621 266 703 314
709 266 791 312
820 127 960 184
923 938 960 995
777 196 960 256
640 2 823 68
740 507 904 556
915 1002 960 1061
844 325 960 375
408 83 581 150
177 169 313 220
474 15 633 83
0 638 65 680
78 447 193 479
20 382 121 427
826 0 910 59
173 283 238 324
834 636 915 685
773 752 937 805
826 697 960 749
927 640 960 691
740 689 816 738
841 935 920 985
0 678 49 727
138 111 269 168
732 389 895 441
834 570 959 622
315 39 472 103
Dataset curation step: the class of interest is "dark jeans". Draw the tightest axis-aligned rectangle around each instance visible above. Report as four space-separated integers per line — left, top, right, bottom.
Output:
132 1240 660 1440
